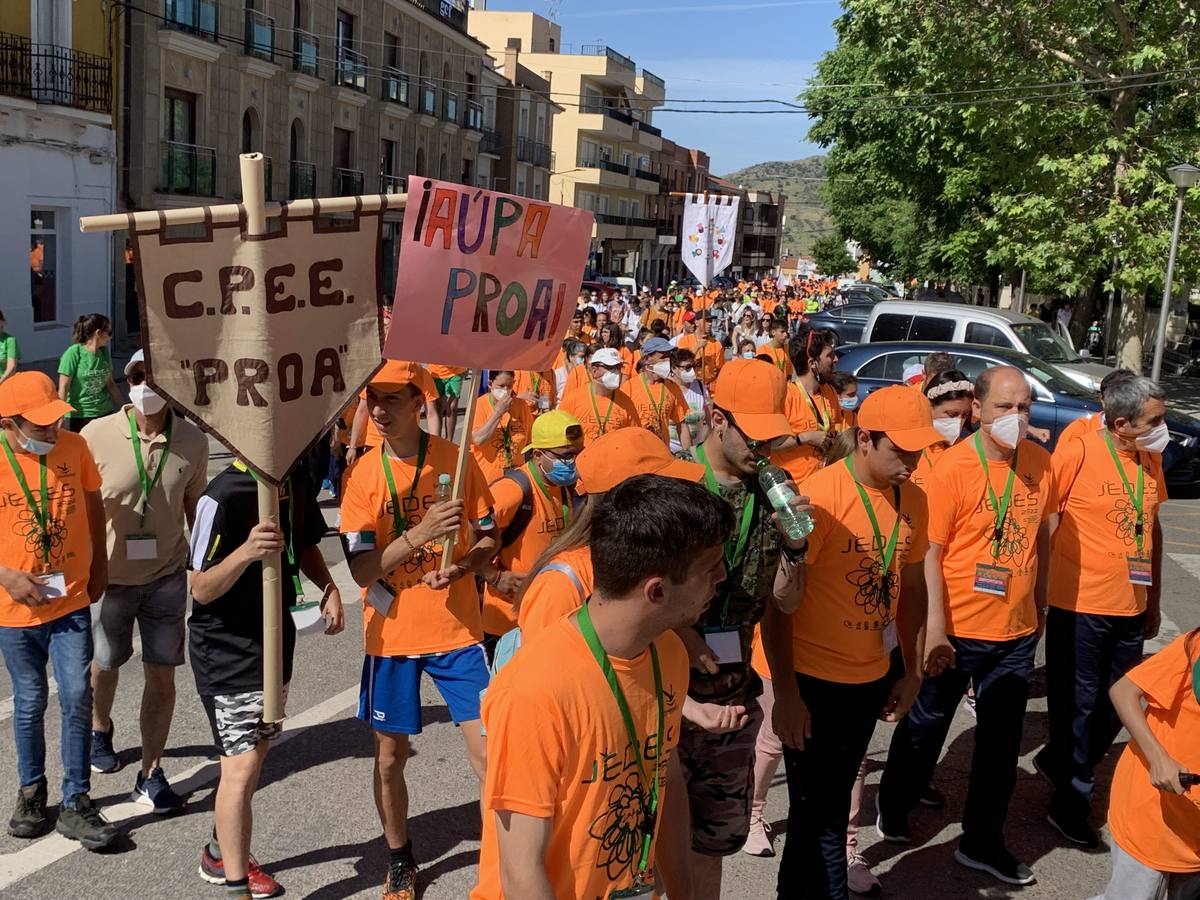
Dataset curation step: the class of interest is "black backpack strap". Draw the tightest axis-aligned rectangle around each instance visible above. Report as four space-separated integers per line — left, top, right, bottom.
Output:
495 466 534 550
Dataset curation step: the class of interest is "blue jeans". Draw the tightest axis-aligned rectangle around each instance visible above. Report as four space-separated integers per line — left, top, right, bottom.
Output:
0 608 93 805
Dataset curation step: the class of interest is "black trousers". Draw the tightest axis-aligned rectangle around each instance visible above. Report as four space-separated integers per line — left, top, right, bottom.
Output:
878 632 1037 853
1043 606 1145 814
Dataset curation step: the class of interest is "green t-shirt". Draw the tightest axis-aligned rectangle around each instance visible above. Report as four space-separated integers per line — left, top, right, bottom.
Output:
58 343 114 418
0 333 19 368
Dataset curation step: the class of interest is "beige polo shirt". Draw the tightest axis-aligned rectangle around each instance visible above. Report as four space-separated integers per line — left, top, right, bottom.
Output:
82 406 209 586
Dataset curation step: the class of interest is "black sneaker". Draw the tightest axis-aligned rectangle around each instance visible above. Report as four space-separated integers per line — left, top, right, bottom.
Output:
954 844 1036 885
7 780 48 838
55 794 117 850
131 767 185 814
874 794 910 844
90 722 120 774
1047 807 1100 848
382 857 418 900
919 783 946 808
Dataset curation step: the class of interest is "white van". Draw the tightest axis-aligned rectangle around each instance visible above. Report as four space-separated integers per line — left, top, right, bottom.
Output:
599 275 639 295
862 301 1113 391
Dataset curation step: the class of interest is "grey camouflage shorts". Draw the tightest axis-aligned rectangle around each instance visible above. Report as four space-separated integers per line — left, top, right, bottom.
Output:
200 684 290 757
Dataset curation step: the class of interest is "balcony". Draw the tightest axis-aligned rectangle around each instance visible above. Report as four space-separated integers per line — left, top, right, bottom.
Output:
333 166 364 195
0 33 111 114
443 91 458 124
634 168 660 185
595 212 627 226
641 69 665 91
381 173 404 193
464 100 483 131
293 29 319 76
289 160 316 199
516 137 551 168
479 129 502 155
164 0 219 39
419 80 436 116
334 46 366 92
161 141 216 196
638 121 662 138
381 66 410 105
605 107 635 126
628 216 657 229
243 8 274 62
580 44 636 73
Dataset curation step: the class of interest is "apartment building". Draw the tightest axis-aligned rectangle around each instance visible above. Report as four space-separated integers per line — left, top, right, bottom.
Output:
0 0 116 361
468 10 666 285
646 139 710 287
121 0 492 334
707 176 786 280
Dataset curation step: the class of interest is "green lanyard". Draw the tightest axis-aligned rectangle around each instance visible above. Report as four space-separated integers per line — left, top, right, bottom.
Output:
972 432 1018 559
127 410 172 525
1 434 51 562
577 600 663 880
530 373 542 396
1192 654 1199 706
588 384 616 435
641 374 669 427
798 380 830 431
844 456 901 599
696 444 755 619
236 462 304 598
381 431 429 538
1103 431 1146 554
528 461 570 526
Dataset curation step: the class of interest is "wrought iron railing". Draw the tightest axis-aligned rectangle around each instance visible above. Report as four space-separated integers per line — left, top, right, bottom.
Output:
480 129 502 154
580 44 636 72
516 137 551 168
0 32 111 113
161 141 216 196
289 160 316 198
293 29 319 76
333 166 364 195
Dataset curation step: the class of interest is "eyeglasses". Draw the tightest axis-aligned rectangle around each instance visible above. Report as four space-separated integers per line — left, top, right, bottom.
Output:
540 447 582 462
127 369 146 386
719 407 789 453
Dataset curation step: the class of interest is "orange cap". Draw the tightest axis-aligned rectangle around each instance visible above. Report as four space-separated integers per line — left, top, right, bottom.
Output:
710 359 790 441
575 428 706 495
856 385 943 451
0 372 73 426
370 360 421 390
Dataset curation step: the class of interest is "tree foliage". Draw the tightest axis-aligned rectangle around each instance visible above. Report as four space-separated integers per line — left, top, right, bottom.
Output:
804 0 1200 369
811 233 857 275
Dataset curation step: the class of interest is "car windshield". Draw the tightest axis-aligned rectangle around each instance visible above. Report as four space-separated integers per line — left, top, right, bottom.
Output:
1010 323 1081 364
1019 358 1097 400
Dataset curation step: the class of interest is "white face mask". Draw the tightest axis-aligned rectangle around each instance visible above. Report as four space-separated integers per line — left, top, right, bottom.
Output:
599 371 622 391
932 416 963 444
650 361 672 379
129 383 167 416
491 386 511 402
1134 422 1170 454
679 367 696 381
13 423 56 456
985 412 1028 449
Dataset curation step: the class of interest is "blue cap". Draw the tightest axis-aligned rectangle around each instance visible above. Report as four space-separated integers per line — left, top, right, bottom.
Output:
640 337 674 356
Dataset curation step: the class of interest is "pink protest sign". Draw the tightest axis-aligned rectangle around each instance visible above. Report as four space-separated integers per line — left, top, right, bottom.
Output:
385 176 594 371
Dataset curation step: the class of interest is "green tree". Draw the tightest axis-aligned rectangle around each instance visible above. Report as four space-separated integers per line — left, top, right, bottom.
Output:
811 234 857 276
805 0 1200 370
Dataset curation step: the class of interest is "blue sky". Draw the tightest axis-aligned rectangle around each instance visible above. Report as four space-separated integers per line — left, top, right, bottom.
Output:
477 0 841 173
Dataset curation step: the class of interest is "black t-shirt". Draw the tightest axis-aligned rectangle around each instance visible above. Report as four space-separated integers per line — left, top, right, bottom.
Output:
187 464 327 696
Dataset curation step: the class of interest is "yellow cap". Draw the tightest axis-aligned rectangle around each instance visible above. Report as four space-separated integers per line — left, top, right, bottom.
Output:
525 410 584 452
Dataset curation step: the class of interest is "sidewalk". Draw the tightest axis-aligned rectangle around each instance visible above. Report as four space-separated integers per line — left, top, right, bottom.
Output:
1161 373 1200 419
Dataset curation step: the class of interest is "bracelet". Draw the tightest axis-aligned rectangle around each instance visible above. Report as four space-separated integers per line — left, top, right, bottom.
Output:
780 542 807 566
399 533 416 558
487 569 503 588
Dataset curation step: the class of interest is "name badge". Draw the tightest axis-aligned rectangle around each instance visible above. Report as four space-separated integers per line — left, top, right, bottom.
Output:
974 563 1011 597
1127 556 1153 586
40 571 67 600
702 626 743 664
366 580 395 617
125 535 158 561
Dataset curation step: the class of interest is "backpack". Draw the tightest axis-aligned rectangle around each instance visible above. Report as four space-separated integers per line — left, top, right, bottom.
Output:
492 467 582 550
488 560 586 678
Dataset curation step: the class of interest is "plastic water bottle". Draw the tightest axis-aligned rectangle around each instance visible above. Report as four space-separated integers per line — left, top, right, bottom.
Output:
436 473 452 502
758 461 814 541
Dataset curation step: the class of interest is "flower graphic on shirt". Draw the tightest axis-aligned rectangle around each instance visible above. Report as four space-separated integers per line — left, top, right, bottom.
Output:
589 773 647 881
1106 498 1138 547
846 557 894 617
401 540 437 576
14 507 66 566
993 516 1029 563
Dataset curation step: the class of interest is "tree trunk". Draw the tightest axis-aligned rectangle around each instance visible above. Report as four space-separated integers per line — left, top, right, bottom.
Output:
1117 286 1147 373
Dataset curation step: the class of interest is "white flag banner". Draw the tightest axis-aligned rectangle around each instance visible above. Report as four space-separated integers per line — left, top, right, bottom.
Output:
681 193 740 286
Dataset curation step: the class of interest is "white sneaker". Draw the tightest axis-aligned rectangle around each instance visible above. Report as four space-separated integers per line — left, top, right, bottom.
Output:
742 815 775 857
847 852 881 895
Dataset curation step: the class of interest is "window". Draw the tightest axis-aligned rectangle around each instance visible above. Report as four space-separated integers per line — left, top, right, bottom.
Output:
333 128 352 169
381 139 397 176
336 10 353 50
164 89 196 143
871 313 911 342
910 315 956 342
965 322 1015 349
30 209 58 323
950 354 993 382
240 108 260 153
384 32 399 69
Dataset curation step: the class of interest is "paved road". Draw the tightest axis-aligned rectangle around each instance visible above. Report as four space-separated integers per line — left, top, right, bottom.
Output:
0 446 1197 899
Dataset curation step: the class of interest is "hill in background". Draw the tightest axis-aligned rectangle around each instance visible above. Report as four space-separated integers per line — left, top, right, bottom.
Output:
720 156 832 256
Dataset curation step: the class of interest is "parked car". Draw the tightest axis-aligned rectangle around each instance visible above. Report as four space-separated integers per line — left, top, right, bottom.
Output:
848 280 900 298
839 283 890 305
806 302 874 346
906 286 967 303
835 341 1200 494
862 301 1113 391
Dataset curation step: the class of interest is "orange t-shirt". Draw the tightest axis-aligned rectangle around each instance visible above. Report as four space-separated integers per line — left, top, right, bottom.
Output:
1106 633 1200 873
0 432 101 628
789 460 930 683
470 396 533 484
1054 412 1104 456
674 334 725 385
563 364 593 396
482 469 575 635
339 435 495 656
558 385 642 445
771 381 841 486
926 437 1056 641
513 370 557 411
755 343 794 378
425 364 466 380
619 346 637 381
516 545 593 638
1049 430 1167 616
472 619 689 900
910 441 951 492
620 375 688 445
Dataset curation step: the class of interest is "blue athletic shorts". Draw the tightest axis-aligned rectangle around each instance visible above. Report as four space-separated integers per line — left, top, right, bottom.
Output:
357 644 490 734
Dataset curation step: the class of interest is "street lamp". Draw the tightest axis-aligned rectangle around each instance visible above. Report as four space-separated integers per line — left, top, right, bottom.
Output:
1151 163 1200 382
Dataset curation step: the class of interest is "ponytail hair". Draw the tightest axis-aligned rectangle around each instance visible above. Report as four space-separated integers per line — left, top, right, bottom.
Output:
73 313 110 345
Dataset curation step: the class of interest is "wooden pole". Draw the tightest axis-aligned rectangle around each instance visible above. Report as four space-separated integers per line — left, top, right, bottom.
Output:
238 153 285 724
440 369 480 569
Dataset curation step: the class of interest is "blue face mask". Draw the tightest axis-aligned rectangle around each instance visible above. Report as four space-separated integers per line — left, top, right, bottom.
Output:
839 397 859 411
545 459 578 487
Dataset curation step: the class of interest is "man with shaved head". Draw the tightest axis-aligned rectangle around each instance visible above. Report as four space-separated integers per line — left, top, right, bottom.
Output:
877 366 1058 887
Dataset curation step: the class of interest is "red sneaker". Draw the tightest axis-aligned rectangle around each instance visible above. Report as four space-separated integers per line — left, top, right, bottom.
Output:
198 845 283 898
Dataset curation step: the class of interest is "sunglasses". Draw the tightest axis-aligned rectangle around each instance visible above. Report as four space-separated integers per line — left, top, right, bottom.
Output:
719 407 789 453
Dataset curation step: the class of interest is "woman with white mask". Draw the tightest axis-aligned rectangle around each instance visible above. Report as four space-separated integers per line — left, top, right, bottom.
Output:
470 370 533 482
669 348 711 452
912 368 975 491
